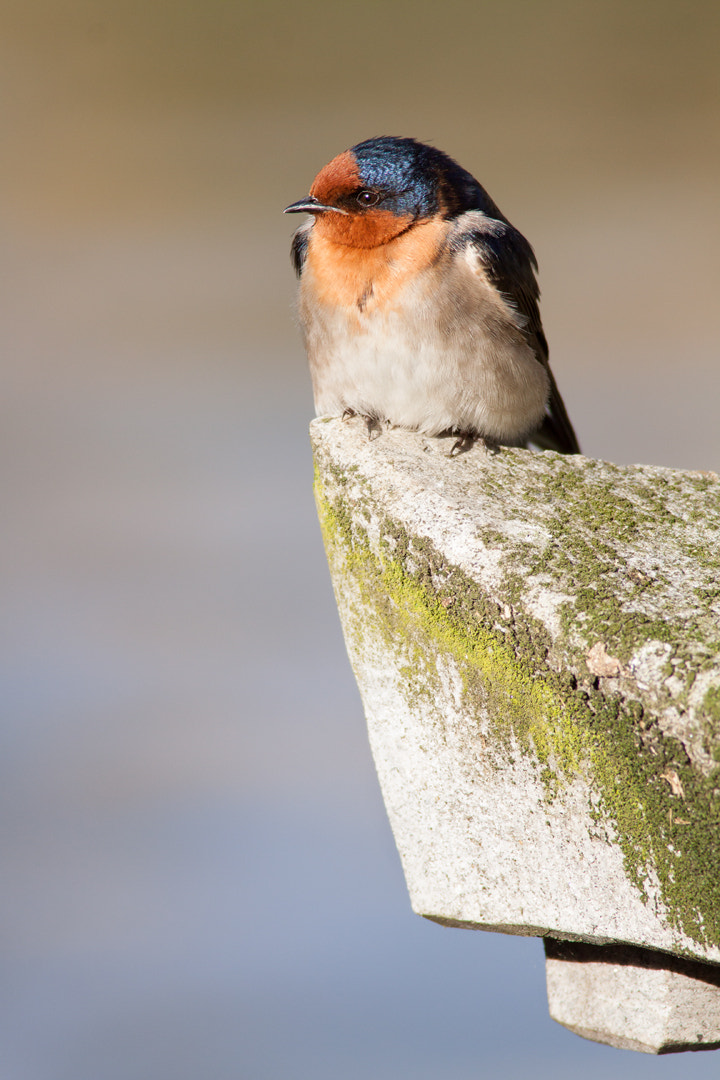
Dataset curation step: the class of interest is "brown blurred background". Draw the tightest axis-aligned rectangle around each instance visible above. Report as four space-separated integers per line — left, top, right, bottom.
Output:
2 2 719 1078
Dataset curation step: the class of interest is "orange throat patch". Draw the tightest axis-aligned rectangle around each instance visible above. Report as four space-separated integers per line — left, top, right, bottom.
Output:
305 216 449 313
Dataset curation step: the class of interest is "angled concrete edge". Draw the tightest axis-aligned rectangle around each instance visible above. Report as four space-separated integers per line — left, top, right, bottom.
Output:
310 417 720 1051
544 939 720 1054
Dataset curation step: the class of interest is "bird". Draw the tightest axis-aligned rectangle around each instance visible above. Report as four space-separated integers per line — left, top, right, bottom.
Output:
284 136 580 455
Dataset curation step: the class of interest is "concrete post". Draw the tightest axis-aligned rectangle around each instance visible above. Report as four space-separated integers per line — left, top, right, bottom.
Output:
311 416 720 1054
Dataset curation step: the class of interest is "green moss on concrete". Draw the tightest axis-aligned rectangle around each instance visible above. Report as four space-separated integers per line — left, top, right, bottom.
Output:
313 454 720 955
705 686 720 726
514 455 720 718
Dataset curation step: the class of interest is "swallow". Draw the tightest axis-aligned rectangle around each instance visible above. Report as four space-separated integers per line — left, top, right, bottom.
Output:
284 136 579 454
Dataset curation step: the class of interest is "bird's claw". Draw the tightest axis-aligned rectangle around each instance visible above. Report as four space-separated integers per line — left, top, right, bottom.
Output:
365 416 383 440
449 434 501 457
341 408 383 441
449 433 476 456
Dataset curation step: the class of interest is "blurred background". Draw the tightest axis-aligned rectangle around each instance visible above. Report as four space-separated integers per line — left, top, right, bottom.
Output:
1 1 719 1077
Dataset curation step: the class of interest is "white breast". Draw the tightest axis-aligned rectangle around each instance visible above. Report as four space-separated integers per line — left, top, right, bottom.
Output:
298 246 550 442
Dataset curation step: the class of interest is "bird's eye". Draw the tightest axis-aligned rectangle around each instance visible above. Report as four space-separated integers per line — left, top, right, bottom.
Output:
356 190 380 207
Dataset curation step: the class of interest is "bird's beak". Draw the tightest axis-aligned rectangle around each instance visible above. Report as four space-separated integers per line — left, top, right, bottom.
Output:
283 196 348 216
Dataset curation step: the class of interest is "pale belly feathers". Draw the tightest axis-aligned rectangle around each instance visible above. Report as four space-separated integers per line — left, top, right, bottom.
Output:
298 241 550 442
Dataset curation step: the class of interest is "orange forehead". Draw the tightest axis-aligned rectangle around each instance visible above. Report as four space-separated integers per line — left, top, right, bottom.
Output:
309 150 360 203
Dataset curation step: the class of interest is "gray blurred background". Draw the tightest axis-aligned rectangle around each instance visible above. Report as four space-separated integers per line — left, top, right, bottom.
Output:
1 1 719 1077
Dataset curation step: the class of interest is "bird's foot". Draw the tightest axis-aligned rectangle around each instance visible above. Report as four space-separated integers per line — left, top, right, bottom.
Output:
364 416 383 440
449 433 476 456
341 408 383 441
449 433 500 457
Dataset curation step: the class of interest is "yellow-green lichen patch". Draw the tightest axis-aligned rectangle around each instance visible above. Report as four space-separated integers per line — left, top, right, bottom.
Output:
313 455 720 953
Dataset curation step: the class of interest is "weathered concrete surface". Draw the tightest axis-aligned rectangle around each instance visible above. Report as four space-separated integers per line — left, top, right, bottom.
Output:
311 416 720 1050
545 939 720 1054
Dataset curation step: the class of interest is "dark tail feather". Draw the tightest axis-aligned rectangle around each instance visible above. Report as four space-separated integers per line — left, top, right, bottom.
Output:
531 369 581 455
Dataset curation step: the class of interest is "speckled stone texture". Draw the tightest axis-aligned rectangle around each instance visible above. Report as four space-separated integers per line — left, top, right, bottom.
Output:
545 940 720 1054
311 417 720 1052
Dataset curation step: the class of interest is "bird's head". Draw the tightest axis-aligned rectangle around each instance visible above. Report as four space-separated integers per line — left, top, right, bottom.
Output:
284 136 501 249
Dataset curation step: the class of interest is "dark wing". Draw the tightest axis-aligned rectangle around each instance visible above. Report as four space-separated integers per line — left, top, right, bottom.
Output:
290 221 312 277
456 215 580 455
